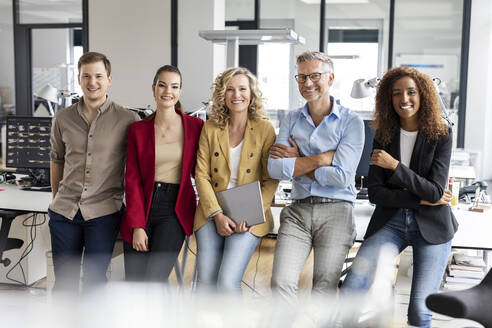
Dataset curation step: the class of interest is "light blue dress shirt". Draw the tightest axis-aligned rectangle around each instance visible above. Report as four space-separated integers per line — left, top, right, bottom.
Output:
267 97 364 202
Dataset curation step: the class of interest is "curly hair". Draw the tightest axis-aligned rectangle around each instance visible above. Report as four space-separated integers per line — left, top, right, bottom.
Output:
373 66 448 146
209 67 267 128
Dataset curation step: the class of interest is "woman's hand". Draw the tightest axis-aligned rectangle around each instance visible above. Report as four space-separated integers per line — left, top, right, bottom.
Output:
213 212 236 236
420 189 452 206
370 149 399 171
234 221 253 233
132 228 149 252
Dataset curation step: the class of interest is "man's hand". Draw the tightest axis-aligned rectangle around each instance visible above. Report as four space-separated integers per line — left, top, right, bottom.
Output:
213 212 236 237
370 149 399 171
304 150 335 181
420 189 452 206
315 150 335 167
132 228 149 252
270 138 300 159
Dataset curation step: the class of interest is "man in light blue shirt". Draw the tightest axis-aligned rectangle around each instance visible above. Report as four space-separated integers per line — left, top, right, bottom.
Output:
268 51 364 304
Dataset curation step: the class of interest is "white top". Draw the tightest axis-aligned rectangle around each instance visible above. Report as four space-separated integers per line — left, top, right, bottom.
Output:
227 140 244 189
400 128 418 167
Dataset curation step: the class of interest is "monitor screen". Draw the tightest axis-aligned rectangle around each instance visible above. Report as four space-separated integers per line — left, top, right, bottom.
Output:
356 119 375 179
6 116 52 169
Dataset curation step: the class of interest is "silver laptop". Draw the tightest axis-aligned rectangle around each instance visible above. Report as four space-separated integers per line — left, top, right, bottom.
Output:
215 181 266 226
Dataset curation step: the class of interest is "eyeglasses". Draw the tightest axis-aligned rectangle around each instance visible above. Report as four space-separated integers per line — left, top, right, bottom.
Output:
295 72 329 83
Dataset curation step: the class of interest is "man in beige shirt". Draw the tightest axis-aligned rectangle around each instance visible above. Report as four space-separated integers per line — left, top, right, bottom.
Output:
48 52 139 292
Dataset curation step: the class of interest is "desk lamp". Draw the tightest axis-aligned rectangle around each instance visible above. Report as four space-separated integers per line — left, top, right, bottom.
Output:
34 84 58 116
350 77 379 99
432 77 454 127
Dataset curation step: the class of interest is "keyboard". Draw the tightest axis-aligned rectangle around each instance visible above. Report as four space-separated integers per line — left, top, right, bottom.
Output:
22 186 52 192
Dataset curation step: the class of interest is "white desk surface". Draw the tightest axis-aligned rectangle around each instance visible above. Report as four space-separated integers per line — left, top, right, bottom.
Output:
353 200 492 250
1 183 491 250
273 200 492 251
0 183 52 213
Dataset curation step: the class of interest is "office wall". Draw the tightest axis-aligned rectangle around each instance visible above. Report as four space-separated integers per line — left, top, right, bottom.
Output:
465 0 492 179
0 0 15 105
178 0 225 112
89 0 171 109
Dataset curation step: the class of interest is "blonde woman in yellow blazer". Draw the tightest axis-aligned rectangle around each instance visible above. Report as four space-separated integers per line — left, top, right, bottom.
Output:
194 67 278 293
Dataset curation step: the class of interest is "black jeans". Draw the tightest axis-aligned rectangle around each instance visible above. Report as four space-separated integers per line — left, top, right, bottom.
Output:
123 182 185 282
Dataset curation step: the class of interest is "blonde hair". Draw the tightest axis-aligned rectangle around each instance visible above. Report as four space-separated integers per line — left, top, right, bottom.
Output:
209 67 266 128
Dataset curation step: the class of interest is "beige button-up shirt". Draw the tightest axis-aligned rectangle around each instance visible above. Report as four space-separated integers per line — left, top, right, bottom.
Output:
49 97 139 220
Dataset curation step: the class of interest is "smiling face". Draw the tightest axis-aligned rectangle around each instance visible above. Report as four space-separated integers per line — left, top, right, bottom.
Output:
391 76 421 127
297 59 334 103
152 71 182 110
224 74 251 115
78 61 112 103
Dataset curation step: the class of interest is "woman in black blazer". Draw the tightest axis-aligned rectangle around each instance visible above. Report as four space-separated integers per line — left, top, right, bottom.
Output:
342 66 458 328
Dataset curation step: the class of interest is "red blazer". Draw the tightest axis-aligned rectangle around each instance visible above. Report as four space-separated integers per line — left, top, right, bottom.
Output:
120 110 204 244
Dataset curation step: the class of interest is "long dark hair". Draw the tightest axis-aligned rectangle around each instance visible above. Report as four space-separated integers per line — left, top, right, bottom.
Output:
150 65 183 114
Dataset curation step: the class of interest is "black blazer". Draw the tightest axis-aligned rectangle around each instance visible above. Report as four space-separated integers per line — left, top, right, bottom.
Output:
365 127 458 244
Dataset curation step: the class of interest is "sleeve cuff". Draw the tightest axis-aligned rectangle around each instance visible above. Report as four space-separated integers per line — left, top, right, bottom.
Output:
283 157 296 179
207 209 223 220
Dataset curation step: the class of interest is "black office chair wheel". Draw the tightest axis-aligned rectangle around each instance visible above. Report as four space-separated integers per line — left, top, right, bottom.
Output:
1 258 11 267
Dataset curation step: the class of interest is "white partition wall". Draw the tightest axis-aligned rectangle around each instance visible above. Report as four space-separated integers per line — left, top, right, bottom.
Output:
466 0 492 180
178 0 225 112
88 0 172 109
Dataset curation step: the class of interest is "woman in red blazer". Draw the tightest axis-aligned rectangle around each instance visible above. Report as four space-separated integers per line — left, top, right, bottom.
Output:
121 65 203 282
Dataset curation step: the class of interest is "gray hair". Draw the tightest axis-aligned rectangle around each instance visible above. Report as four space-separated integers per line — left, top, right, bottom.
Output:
296 51 334 74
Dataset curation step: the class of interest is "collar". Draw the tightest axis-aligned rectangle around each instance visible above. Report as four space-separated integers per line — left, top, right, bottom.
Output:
76 96 111 117
301 96 340 120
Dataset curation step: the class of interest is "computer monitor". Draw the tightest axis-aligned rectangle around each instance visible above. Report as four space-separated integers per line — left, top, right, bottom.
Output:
356 119 375 190
6 116 52 187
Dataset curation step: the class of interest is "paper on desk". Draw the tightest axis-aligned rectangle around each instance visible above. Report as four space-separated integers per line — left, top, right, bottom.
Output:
449 165 476 179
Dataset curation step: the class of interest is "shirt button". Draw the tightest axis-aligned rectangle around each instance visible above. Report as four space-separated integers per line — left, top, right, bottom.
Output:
214 168 218 173
214 183 218 187
86 170 89 174
88 153 91 156
214 152 219 157
84 187 87 191
246 169 251 173
89 134 93 138
250 153 253 157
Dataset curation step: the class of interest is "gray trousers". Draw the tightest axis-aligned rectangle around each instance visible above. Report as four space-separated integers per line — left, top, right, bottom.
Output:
271 201 356 304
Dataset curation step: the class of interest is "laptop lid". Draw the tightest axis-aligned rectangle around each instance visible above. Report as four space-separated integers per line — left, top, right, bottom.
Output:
215 181 266 226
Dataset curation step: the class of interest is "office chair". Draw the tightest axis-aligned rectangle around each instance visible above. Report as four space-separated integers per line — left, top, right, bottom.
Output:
0 210 25 267
426 268 492 328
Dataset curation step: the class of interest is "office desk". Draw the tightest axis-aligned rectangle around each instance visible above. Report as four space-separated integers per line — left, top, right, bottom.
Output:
272 200 492 250
0 183 52 212
0 184 51 285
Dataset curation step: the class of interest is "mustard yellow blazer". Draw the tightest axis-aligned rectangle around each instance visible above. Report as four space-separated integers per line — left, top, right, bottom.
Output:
194 118 279 237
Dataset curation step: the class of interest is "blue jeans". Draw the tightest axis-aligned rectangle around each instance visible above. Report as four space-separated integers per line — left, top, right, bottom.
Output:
195 220 260 293
48 208 121 293
342 209 451 328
